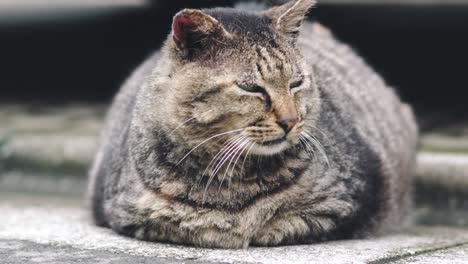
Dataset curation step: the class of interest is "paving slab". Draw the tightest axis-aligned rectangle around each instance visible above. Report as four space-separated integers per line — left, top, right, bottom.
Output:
0 193 468 264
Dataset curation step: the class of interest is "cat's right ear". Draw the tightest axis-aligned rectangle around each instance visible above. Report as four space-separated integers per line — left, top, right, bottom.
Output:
171 9 230 59
264 0 316 43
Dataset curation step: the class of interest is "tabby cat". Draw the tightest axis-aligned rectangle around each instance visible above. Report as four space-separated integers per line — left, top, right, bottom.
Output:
88 0 418 249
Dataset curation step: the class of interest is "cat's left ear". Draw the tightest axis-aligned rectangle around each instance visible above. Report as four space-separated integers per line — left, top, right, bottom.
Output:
264 0 316 42
171 9 231 59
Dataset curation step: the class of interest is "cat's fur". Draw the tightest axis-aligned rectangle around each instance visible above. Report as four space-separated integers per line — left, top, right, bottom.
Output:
88 0 418 249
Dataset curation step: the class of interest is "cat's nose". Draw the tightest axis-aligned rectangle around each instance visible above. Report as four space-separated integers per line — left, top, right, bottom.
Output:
277 118 299 133
274 99 299 133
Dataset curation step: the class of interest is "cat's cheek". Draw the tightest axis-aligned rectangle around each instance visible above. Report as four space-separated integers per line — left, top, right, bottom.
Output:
292 95 307 117
237 99 266 121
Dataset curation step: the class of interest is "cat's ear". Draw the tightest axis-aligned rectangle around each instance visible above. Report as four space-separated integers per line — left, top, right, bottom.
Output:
171 9 230 58
264 0 316 42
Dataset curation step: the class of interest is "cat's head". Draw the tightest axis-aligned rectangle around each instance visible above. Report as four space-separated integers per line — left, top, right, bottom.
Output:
153 0 319 156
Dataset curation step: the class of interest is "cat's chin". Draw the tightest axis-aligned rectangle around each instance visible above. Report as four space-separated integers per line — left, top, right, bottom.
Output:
249 140 290 156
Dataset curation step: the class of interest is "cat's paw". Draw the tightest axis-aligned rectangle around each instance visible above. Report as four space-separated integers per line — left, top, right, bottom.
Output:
251 216 310 246
251 227 286 246
192 228 250 249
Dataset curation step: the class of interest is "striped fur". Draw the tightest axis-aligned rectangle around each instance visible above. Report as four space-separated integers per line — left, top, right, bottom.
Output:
88 0 418 249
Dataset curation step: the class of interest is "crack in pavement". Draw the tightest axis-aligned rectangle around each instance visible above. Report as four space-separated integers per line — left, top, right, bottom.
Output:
368 241 468 264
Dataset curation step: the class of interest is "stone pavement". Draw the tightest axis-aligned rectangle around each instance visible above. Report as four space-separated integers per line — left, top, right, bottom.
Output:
1 104 468 263
1 193 468 264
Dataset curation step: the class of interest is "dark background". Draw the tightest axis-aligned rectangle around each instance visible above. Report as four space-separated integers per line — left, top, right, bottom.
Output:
1 1 467 128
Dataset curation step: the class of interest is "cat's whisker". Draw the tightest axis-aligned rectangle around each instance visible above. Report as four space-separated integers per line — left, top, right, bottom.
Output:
210 135 246 179
226 139 252 195
218 138 251 192
176 128 243 166
303 130 325 149
201 135 243 177
228 138 252 180
217 139 244 192
298 135 308 153
227 139 249 196
299 134 315 158
211 137 247 190
305 125 328 140
301 132 319 155
298 136 307 156
203 136 246 200
196 134 243 188
169 110 212 136
239 141 256 181
197 135 244 189
301 134 321 161
302 131 330 168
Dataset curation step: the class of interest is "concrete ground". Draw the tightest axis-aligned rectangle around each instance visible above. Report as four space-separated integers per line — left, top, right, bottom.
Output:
1 105 468 263
1 193 468 263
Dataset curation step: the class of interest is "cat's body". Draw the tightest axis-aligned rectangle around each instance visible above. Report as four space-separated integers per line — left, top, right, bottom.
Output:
88 0 418 249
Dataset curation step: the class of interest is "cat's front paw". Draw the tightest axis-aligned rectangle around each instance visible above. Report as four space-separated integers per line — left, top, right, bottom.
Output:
251 216 310 246
251 228 286 246
192 228 250 249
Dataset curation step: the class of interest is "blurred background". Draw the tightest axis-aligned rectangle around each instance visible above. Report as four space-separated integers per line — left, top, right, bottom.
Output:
1 0 468 226
2 0 468 117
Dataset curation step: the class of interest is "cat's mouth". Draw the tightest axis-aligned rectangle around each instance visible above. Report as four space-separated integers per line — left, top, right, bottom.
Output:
242 124 301 155
250 137 291 156
259 137 286 146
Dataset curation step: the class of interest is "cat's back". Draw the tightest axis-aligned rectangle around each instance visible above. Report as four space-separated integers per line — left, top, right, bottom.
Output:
299 22 418 225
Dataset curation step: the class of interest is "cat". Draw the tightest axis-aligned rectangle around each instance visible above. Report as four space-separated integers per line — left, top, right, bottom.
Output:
88 0 418 249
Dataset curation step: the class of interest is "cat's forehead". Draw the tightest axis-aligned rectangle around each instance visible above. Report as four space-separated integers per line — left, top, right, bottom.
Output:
192 8 301 71
204 8 274 39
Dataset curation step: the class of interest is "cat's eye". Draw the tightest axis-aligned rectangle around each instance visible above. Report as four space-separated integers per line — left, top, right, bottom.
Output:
289 79 304 90
237 83 266 94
